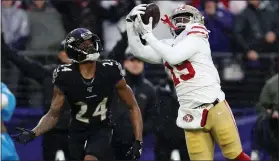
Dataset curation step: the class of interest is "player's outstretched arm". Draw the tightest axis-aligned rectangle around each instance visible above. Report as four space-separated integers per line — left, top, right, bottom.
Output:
32 86 65 136
13 86 65 144
145 34 201 65
126 20 162 64
135 15 202 65
116 79 143 160
116 79 143 141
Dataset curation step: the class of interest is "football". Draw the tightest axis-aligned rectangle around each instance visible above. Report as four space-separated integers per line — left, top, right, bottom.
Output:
132 3 160 29
141 3 160 29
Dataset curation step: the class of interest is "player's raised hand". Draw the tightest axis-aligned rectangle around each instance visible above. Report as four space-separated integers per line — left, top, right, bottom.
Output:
12 127 36 144
134 14 153 37
126 4 147 22
126 140 143 160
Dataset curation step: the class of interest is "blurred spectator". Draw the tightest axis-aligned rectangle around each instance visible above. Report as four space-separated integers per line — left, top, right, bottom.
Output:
260 0 279 13
26 0 65 50
251 74 278 160
154 77 190 161
229 1 247 15
193 0 229 10
233 0 279 60
2 0 30 50
2 38 71 160
107 31 157 160
101 0 151 51
200 0 233 52
106 31 128 63
98 0 136 51
50 0 82 33
255 74 278 114
110 53 158 160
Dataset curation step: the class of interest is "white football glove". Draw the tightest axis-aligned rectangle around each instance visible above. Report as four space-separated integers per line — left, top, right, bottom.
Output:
126 4 147 22
134 14 153 38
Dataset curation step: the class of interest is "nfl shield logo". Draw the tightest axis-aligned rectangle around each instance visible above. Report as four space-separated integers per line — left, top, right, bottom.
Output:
183 114 194 122
87 86 93 92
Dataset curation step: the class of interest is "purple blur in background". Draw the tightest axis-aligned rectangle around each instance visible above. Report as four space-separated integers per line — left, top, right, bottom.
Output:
5 107 269 161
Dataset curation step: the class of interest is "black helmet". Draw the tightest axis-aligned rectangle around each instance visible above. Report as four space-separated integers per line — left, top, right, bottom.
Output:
65 28 103 63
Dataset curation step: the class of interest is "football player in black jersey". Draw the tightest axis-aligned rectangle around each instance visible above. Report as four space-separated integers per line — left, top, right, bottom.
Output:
13 28 143 160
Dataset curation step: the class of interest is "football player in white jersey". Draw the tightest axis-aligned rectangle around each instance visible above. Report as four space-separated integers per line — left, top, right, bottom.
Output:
126 4 251 161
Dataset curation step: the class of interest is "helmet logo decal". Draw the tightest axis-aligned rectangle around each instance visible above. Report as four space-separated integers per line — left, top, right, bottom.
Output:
81 31 93 40
67 37 75 43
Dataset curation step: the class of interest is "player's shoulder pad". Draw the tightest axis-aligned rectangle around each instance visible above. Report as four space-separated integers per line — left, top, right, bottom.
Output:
184 23 210 38
54 64 74 74
100 59 125 76
101 59 120 65
52 64 73 83
100 59 121 69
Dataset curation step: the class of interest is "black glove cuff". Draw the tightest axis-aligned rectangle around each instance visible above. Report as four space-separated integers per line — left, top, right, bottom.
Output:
30 130 36 138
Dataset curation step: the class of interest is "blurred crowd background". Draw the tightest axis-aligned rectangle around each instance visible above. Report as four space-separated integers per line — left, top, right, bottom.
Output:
2 0 279 108
1 0 279 160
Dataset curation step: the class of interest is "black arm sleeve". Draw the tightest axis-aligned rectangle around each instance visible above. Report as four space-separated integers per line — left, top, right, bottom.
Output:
143 87 158 135
2 38 52 84
107 31 128 64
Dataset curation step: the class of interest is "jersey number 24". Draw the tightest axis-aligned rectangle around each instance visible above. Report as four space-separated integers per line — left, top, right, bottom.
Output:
74 98 108 123
165 61 195 86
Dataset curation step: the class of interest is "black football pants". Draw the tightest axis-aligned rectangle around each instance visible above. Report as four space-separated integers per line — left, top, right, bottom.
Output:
42 129 70 160
68 128 113 160
111 138 133 160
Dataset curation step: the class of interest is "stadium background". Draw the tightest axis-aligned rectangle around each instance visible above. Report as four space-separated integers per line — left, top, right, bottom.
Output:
1 0 278 160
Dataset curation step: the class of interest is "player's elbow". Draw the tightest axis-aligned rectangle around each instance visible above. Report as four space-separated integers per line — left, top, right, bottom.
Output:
129 44 140 56
165 57 183 65
127 105 140 114
47 108 61 120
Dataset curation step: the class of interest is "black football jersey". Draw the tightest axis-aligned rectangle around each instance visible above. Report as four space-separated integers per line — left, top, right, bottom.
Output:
52 60 124 131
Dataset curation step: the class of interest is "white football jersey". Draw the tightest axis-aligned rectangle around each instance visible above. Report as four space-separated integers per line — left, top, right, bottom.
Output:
161 24 225 110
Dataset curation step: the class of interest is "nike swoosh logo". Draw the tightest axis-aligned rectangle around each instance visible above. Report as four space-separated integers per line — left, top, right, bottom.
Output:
86 95 97 98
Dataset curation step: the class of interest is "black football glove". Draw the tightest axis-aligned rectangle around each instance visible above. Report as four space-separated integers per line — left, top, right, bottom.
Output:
126 140 143 160
12 127 36 144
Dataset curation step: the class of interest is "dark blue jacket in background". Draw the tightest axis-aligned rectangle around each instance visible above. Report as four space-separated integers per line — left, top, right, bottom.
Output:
201 8 233 52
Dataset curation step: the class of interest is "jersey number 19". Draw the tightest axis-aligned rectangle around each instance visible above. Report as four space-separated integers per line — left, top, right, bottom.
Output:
165 61 195 86
75 98 108 123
